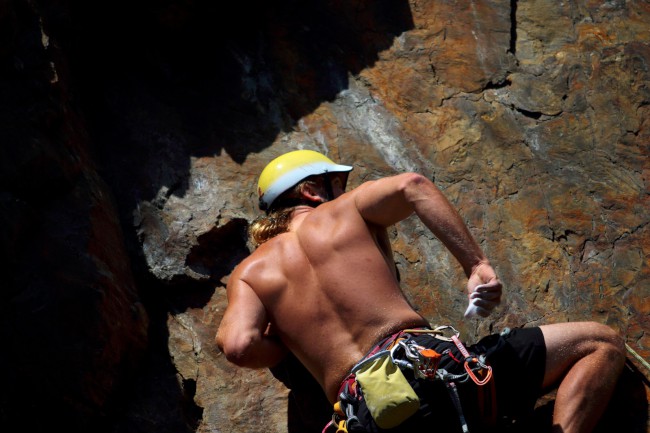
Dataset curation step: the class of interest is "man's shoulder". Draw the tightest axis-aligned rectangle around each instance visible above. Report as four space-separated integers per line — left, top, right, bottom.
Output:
238 234 294 269
232 234 304 292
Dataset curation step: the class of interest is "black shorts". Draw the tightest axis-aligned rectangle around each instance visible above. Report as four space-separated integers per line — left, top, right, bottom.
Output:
349 327 546 433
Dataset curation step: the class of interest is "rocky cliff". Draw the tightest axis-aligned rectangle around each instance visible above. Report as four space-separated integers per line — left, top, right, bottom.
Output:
1 0 648 432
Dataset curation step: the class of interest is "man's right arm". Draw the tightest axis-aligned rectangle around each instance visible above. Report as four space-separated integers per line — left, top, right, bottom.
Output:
353 173 501 315
353 173 485 274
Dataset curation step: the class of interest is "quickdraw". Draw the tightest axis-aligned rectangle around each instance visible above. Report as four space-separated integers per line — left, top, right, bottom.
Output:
451 334 493 386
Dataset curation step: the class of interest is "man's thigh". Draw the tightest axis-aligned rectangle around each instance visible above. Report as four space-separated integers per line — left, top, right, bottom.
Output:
538 321 619 389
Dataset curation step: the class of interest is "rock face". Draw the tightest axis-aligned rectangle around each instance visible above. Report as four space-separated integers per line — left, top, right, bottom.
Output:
1 1 648 432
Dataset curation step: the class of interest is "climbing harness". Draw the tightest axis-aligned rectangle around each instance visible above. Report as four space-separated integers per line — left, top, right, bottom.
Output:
323 326 495 433
389 326 494 432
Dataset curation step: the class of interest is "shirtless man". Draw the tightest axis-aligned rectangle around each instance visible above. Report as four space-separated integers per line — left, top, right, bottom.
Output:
216 149 625 433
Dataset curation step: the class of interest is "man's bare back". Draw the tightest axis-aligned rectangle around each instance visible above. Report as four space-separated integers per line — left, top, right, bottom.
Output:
227 188 428 402
217 164 503 386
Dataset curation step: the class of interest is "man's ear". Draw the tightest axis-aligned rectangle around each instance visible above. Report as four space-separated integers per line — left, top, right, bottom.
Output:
299 181 326 204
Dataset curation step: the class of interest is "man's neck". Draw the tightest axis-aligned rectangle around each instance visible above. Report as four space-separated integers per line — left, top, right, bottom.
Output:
288 206 314 231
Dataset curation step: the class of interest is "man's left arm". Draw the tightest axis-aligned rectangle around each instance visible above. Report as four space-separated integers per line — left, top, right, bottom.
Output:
216 275 288 368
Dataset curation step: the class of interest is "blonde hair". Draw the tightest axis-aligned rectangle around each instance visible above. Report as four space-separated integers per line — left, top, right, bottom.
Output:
248 207 295 247
248 178 317 247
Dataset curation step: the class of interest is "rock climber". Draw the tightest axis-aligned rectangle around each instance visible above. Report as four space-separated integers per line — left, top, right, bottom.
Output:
216 149 625 433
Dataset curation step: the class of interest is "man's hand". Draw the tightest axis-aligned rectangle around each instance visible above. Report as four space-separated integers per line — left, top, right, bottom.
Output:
464 263 502 318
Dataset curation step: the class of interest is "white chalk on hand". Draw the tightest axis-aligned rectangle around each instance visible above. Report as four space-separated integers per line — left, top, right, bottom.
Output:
464 284 490 318
464 298 482 318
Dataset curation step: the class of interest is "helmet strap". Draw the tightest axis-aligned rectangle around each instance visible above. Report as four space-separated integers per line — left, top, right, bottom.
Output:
323 175 335 203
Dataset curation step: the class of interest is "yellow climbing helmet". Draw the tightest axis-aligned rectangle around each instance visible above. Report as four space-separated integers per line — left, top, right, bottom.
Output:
257 149 353 211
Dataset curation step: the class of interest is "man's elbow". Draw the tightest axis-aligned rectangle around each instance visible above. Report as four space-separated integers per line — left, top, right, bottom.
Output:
216 332 253 366
398 172 432 191
223 349 249 366
396 172 437 201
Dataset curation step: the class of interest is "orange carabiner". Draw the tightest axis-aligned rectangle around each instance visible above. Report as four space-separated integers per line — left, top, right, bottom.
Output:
464 360 493 386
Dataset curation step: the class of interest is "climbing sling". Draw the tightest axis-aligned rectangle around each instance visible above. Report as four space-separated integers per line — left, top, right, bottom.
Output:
322 326 495 433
